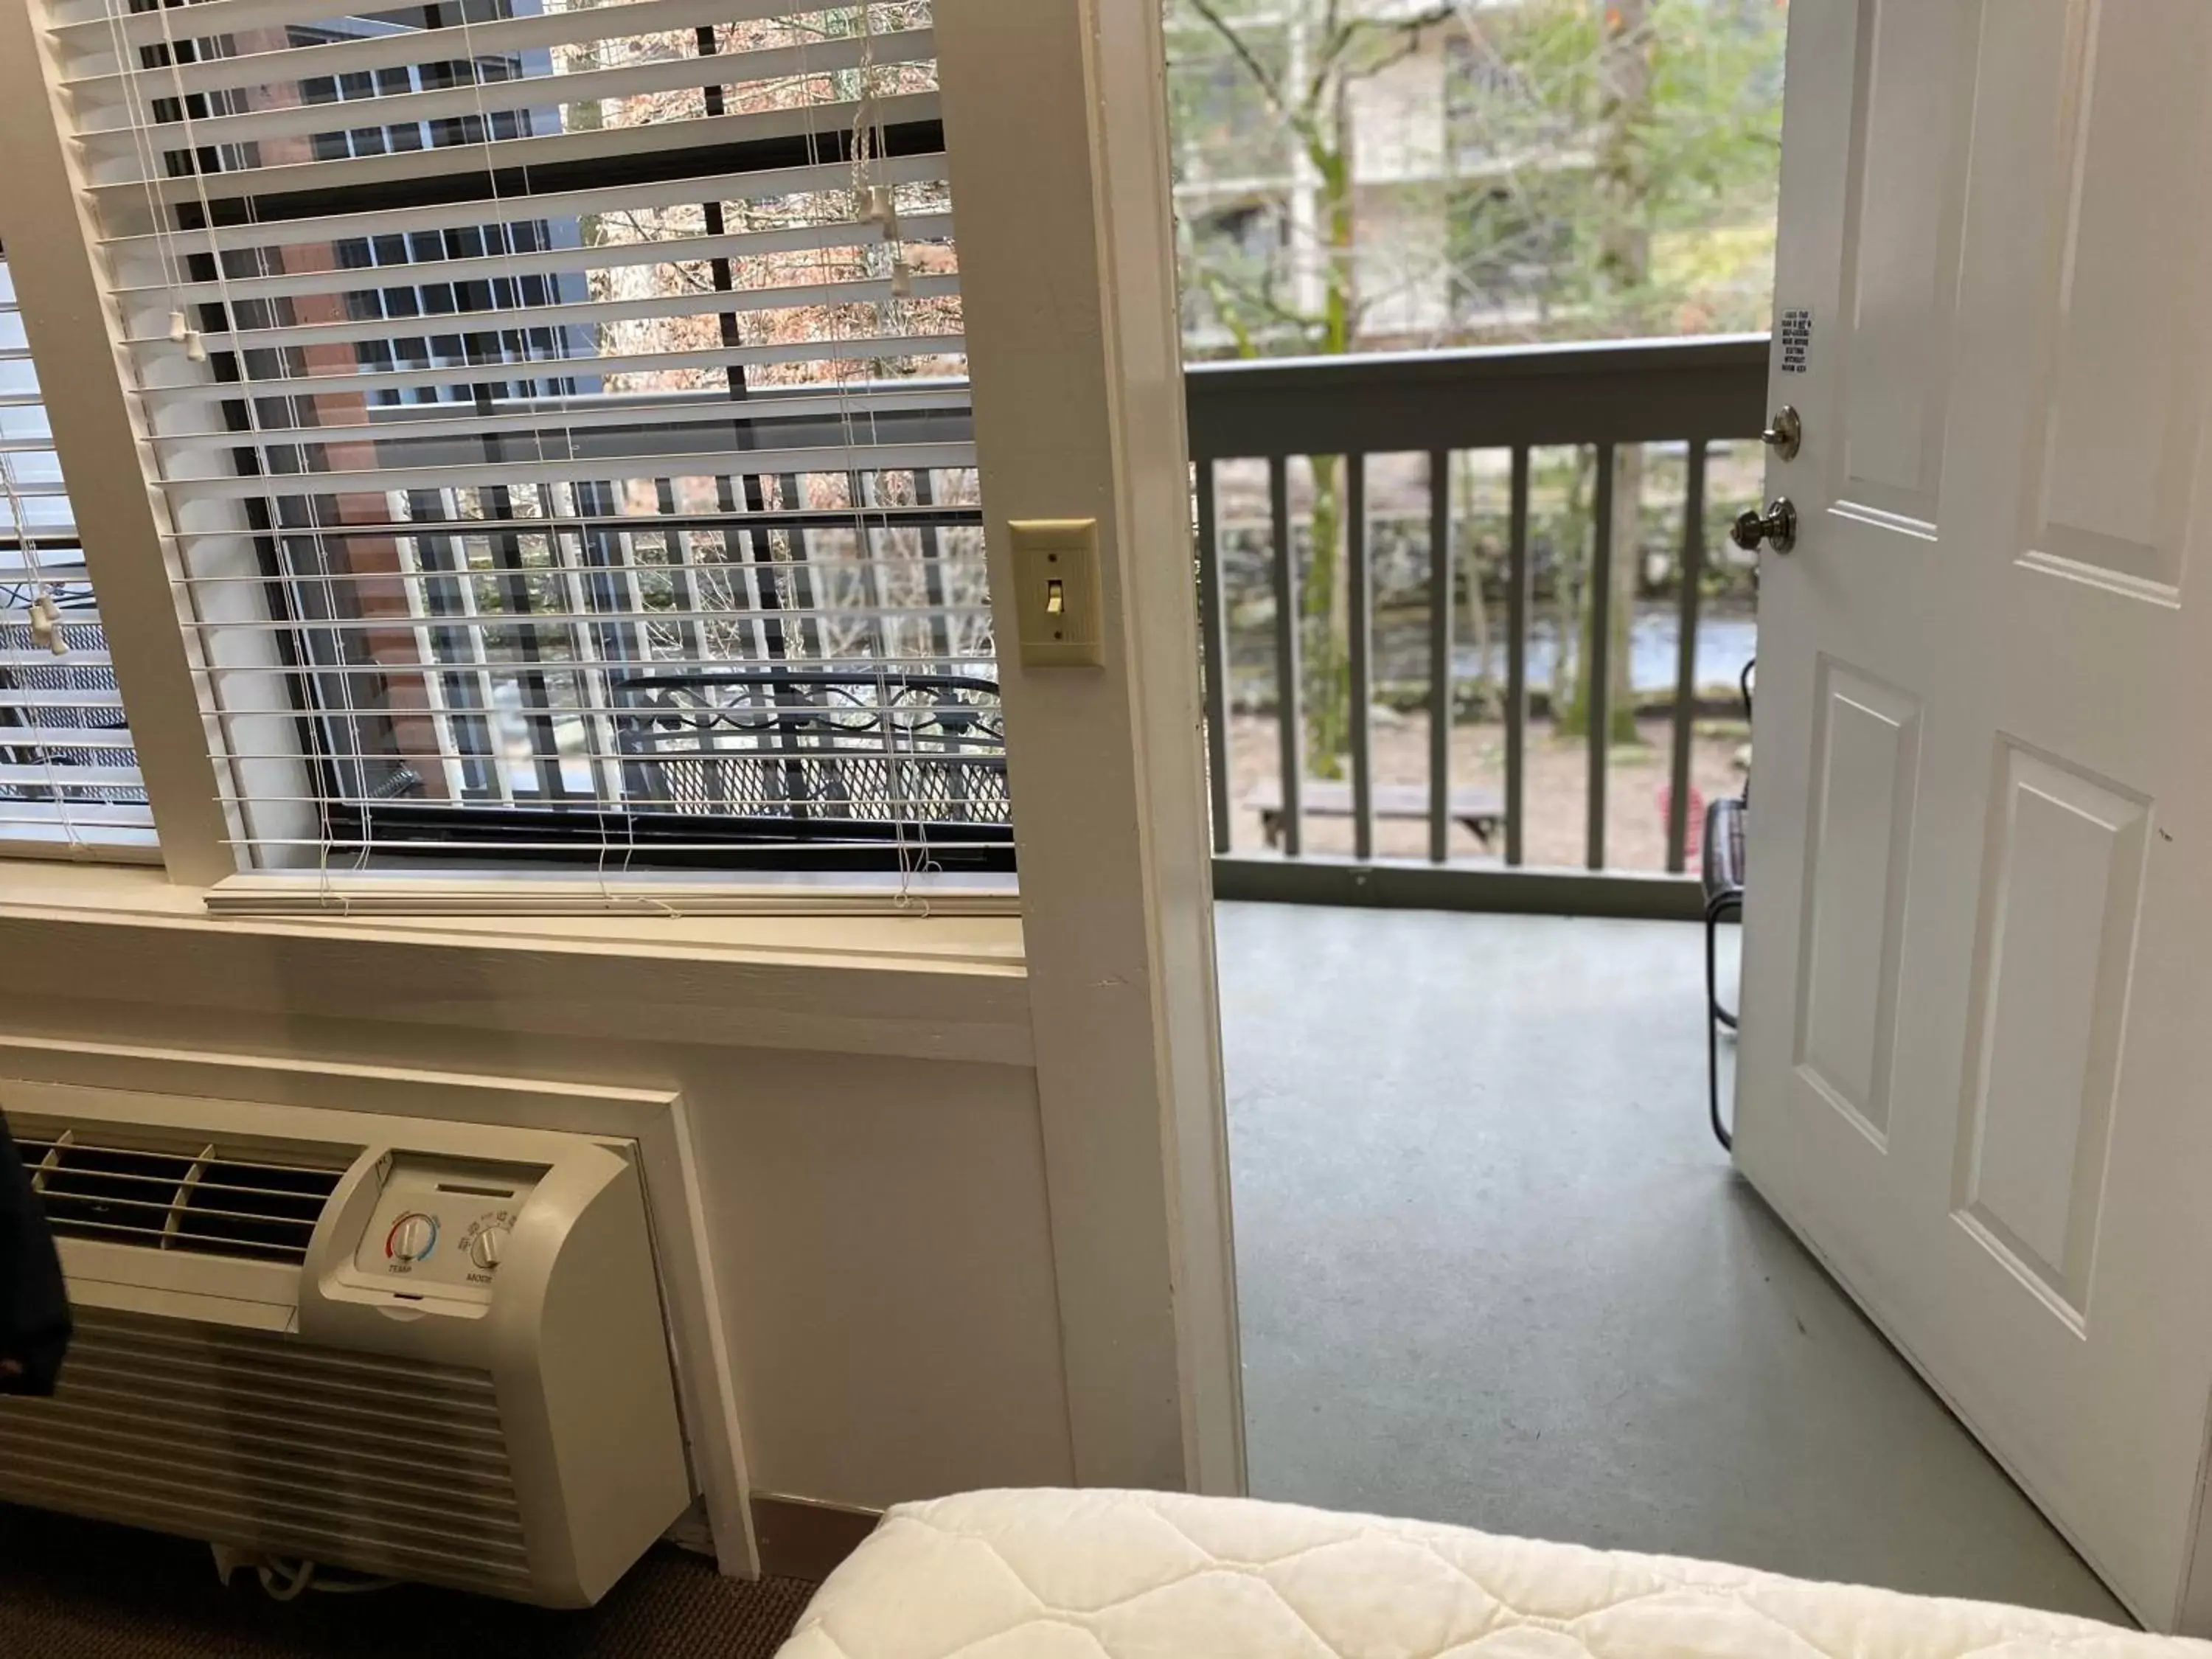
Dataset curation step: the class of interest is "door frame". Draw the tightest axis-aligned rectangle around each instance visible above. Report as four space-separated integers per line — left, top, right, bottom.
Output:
933 0 1249 1496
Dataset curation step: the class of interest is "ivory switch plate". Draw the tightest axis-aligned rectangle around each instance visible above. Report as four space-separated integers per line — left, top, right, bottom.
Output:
1010 518 1104 668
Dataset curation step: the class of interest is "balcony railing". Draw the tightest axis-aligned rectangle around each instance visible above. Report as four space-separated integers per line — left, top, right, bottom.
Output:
1185 333 1770 915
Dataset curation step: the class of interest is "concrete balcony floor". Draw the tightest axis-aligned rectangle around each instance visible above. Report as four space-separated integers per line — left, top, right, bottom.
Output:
1217 900 2124 1622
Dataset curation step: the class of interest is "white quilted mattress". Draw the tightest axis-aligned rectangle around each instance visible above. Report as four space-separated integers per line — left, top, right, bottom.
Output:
776 1488 2205 1659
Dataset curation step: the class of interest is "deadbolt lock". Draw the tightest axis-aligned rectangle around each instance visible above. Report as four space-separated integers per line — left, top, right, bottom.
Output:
1761 404 1802 462
1731 498 1798 555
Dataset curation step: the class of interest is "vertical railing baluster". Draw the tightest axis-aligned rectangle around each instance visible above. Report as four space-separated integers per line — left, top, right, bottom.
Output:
1348 453 1374 863
1196 455 1232 855
1667 438 1708 874
915 470 950 676
1587 442 1615 872
1505 445 1530 868
1270 455 1303 858
1429 448 1453 865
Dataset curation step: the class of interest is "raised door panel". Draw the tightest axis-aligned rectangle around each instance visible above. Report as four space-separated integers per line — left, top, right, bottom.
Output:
2027 1 2212 598
1834 0 1977 526
1792 658 1922 1144
1952 743 2148 1325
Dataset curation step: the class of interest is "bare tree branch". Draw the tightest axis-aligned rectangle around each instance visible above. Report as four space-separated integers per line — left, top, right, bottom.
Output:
1196 254 1318 337
1360 17 1441 86
1300 0 1349 116
1186 0 1290 119
1305 4 1459 113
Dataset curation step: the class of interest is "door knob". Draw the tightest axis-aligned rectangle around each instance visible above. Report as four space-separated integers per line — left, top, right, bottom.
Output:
1731 498 1797 554
1761 405 1802 461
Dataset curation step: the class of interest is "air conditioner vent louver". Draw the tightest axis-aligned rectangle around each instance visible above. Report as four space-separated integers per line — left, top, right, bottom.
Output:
15 1124 349 1267
0 1087 692 1607
0 1308 532 1594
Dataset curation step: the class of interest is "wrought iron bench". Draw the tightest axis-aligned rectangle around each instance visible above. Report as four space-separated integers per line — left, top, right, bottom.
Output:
611 669 1010 838
1244 779 1506 852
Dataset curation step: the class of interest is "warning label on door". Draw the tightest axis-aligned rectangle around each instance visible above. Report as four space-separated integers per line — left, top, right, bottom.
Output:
1780 308 1813 373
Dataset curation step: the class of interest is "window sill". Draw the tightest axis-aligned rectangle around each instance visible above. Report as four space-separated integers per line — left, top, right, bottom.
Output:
0 860 1022 970
203 867 1020 924
0 863 1033 1066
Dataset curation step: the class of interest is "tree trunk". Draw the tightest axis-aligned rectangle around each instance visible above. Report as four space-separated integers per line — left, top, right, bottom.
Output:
1596 0 1655 332
1299 93 1357 779
1559 0 1653 746
1304 453 1350 776
1551 448 1591 729
1455 451 1495 700
1604 443 1642 746
1558 446 1642 745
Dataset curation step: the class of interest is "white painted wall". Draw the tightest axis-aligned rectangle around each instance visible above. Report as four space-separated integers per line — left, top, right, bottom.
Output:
0 0 1242 1532
0 867 1074 1516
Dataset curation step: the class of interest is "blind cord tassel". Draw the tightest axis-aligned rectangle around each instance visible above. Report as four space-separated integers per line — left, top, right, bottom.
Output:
27 591 67 658
864 189 908 296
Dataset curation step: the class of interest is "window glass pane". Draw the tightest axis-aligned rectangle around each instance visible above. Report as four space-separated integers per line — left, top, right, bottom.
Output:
73 0 995 873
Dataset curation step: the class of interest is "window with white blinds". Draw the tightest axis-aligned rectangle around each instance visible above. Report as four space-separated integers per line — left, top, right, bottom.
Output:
0 246 158 857
52 0 1001 874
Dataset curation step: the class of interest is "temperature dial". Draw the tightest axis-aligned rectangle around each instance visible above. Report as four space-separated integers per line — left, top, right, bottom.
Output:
467 1225 511 1272
386 1212 438 1263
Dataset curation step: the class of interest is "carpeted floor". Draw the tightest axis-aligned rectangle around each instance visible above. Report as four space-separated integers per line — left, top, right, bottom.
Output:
0 1503 815 1659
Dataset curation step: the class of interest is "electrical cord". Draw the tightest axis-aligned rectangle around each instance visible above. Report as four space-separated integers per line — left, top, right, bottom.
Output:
255 1559 315 1601
251 1557 397 1600
310 1571 400 1595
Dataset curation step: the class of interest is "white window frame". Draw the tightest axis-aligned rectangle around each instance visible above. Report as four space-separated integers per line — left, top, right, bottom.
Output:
0 38 235 883
3 1 1002 913
0 249 162 867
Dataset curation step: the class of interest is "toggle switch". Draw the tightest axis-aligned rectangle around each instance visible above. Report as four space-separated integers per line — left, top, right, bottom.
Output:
1011 518 1103 667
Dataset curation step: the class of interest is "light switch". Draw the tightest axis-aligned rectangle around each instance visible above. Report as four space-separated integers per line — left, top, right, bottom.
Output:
1010 518 1104 668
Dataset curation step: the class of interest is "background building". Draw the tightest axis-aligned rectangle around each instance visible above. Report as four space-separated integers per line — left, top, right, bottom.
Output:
1166 0 1786 357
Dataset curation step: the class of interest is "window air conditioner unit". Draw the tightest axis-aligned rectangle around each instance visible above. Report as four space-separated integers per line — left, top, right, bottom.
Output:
0 1082 691 1608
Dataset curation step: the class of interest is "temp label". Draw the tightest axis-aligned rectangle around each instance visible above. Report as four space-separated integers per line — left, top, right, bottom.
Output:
1780 307 1813 373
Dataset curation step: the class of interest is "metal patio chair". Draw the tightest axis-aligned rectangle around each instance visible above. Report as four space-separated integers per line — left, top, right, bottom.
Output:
1703 658 1753 1152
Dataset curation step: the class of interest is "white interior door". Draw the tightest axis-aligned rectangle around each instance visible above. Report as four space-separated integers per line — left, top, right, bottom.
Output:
1736 0 2212 1631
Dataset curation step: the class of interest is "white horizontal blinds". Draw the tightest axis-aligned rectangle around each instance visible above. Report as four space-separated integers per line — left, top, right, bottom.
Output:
0 249 159 855
56 0 1002 873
